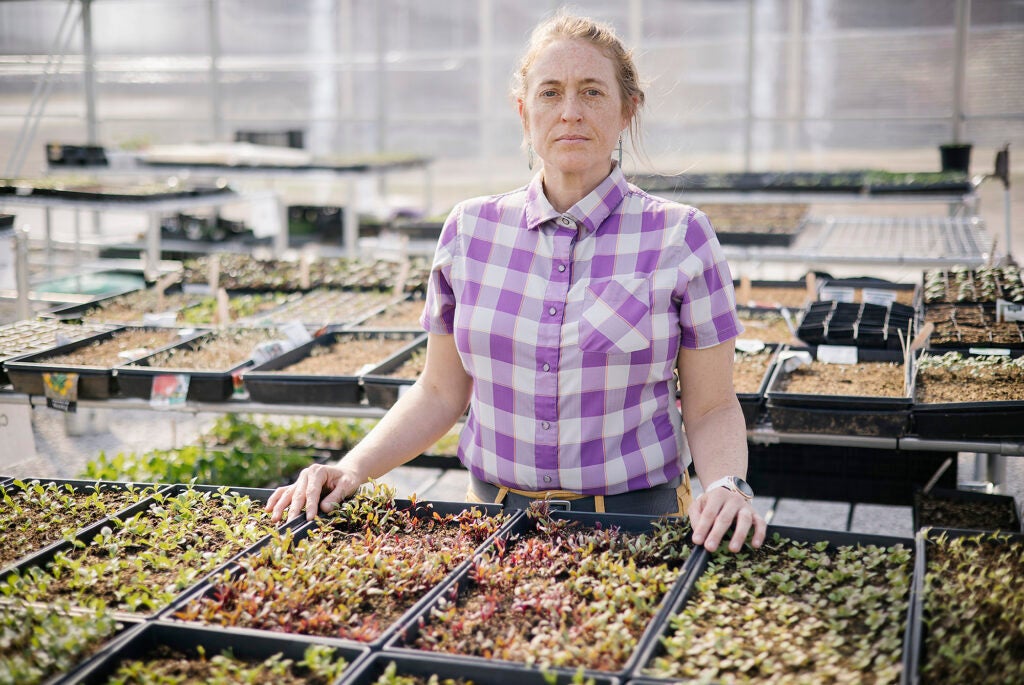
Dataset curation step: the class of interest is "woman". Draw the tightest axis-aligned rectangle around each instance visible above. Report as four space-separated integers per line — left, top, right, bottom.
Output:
267 12 765 553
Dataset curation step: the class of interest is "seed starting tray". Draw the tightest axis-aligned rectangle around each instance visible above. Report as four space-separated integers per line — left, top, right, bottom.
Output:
3 326 203 399
765 347 913 437
243 330 425 406
906 528 1024 685
361 335 428 409
797 300 916 350
67 621 369 685
636 525 914 683
384 510 699 680
911 349 1024 439
160 499 510 651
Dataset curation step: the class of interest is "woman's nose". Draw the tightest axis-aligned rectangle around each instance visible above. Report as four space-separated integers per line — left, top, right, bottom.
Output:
560 95 583 121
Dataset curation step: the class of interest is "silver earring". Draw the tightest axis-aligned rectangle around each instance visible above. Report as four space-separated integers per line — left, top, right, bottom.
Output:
528 143 534 170
617 136 623 166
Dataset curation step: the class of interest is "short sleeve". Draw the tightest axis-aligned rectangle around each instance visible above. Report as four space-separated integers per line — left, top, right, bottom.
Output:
420 203 461 334
677 208 744 348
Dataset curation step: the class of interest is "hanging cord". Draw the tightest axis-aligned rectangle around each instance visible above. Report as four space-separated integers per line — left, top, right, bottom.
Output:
4 0 82 178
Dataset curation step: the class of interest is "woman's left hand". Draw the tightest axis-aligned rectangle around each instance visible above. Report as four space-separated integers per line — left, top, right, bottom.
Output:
689 488 766 553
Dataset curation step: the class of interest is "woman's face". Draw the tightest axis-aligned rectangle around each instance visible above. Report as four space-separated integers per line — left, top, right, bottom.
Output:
519 38 632 184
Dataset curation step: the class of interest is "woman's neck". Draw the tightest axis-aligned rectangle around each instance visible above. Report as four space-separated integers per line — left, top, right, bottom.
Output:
541 162 614 213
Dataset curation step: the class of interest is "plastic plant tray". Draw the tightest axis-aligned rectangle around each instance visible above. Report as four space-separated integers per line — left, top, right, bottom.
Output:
911 487 1022 534
911 349 1024 439
342 651 621 685
67 621 368 685
0 319 116 385
4 326 203 399
0 478 162 574
243 329 424 406
906 528 1024 685
733 279 813 310
160 498 512 650
635 525 915 683
765 346 913 437
115 330 266 403
797 301 916 350
361 334 428 409
43 284 200 326
1 483 295 619
384 509 699 680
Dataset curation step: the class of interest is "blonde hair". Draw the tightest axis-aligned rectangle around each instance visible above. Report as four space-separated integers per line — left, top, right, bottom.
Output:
512 11 646 150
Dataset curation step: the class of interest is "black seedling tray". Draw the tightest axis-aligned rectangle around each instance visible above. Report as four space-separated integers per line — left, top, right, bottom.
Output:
911 348 1024 439
342 652 621 685
161 498 512 650
636 525 914 683
385 510 698 680
765 347 913 437
716 227 804 247
115 331 259 402
67 621 368 684
906 528 1024 685
0 478 162 573
361 334 428 408
912 487 1021 533
1 483 296 618
43 283 196 326
797 301 915 350
4 326 202 399
244 329 423 406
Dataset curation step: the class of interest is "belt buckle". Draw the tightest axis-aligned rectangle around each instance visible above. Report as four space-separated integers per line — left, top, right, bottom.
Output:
546 499 571 512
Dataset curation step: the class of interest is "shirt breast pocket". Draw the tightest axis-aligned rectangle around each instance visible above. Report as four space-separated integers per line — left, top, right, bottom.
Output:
579 277 653 354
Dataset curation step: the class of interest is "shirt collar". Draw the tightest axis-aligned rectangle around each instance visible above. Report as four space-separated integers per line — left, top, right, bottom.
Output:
523 162 629 235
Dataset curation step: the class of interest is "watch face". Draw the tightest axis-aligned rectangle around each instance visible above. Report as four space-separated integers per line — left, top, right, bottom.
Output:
732 477 754 499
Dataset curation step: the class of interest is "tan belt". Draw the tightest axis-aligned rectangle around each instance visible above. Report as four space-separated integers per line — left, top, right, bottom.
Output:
466 469 692 516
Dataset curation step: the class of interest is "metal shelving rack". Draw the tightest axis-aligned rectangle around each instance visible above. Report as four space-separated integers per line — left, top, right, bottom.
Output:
650 184 997 270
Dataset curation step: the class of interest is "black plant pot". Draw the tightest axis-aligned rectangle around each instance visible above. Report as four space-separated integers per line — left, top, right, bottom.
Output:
939 143 972 173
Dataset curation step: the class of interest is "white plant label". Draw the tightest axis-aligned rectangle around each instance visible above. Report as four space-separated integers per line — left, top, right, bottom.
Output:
819 286 856 303
816 345 858 365
862 288 898 306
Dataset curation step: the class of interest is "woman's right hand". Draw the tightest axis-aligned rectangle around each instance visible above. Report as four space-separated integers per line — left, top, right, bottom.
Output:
265 462 364 523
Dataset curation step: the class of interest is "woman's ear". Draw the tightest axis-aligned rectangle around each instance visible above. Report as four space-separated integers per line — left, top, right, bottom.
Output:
518 99 530 138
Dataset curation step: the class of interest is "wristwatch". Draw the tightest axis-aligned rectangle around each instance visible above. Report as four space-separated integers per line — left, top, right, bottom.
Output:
704 476 754 501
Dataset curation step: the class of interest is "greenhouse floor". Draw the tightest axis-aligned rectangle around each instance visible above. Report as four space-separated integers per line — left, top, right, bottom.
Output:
6 405 1022 540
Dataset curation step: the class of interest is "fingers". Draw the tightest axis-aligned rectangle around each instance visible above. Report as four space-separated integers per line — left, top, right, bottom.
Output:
265 485 292 524
690 490 766 553
265 464 336 523
301 465 332 521
319 480 351 513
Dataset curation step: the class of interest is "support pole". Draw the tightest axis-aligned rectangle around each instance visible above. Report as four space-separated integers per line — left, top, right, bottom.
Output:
82 0 98 144
743 0 756 171
951 0 970 143
15 227 32 322
207 0 224 141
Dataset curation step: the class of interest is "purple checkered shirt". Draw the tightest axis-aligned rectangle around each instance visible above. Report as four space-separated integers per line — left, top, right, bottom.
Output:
421 164 743 495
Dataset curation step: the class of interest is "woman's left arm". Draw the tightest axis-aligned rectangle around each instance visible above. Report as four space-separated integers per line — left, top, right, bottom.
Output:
677 341 767 552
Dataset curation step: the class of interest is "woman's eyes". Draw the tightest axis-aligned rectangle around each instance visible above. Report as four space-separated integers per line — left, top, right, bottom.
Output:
539 88 603 98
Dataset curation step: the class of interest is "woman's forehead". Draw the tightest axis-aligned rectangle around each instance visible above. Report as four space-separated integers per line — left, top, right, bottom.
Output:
527 38 617 84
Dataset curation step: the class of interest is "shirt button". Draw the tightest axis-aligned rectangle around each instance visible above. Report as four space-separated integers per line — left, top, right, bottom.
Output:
557 264 566 272
542 363 550 372
560 217 572 226
543 475 553 483
548 306 557 316
541 421 550 430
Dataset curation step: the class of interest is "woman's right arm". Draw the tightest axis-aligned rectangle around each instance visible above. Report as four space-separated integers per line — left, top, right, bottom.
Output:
266 332 472 522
